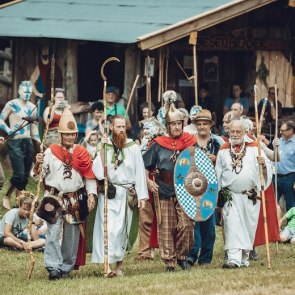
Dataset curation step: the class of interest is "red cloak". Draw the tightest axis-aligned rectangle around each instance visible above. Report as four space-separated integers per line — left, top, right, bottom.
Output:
254 183 280 246
154 132 197 151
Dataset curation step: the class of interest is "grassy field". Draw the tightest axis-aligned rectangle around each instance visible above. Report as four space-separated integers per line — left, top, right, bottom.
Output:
0 159 295 295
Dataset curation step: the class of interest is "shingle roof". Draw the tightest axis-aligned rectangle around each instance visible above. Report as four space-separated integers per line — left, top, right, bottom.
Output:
0 0 233 43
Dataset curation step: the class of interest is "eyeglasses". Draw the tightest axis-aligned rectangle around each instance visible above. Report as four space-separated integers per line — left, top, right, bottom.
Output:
280 128 290 133
268 92 275 95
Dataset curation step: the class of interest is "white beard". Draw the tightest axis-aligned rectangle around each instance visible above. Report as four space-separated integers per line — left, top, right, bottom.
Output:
230 138 243 145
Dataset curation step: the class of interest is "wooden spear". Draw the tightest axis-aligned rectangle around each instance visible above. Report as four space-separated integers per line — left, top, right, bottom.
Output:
100 57 120 277
254 84 271 269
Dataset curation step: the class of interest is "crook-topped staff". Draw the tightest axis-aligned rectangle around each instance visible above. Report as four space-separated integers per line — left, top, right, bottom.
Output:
100 57 120 277
254 84 271 269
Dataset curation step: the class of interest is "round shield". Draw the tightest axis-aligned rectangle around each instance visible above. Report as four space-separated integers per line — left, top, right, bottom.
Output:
174 146 218 221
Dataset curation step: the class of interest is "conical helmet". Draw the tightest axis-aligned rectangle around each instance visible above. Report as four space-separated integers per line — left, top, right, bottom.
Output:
58 107 78 133
163 90 183 124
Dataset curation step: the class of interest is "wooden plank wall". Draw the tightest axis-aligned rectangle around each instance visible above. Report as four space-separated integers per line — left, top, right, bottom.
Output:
256 50 294 107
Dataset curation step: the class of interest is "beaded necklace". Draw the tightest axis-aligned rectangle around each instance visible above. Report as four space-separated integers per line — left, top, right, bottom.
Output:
229 141 246 174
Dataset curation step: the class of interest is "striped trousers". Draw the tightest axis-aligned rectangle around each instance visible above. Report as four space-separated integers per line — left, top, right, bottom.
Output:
158 197 194 267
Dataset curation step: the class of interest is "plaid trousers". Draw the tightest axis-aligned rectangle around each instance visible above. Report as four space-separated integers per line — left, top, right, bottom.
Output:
158 196 195 267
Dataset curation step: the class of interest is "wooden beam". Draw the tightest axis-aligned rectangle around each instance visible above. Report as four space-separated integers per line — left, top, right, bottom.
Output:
0 0 22 9
0 75 12 86
0 50 12 61
138 0 276 50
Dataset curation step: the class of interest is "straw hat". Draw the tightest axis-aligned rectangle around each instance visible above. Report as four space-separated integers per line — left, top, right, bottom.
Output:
58 107 78 133
194 109 214 125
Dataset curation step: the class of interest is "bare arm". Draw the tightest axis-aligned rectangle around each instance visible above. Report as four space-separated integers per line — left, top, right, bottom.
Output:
279 216 287 229
4 223 23 244
43 106 55 124
0 103 12 134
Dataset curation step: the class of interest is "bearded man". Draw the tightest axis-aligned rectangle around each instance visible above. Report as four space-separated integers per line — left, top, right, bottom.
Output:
215 120 272 268
34 108 96 280
92 115 148 276
143 90 196 272
0 81 40 210
221 111 240 142
186 109 224 266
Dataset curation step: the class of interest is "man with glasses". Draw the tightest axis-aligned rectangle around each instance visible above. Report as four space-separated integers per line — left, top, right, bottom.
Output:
258 87 282 140
277 120 295 211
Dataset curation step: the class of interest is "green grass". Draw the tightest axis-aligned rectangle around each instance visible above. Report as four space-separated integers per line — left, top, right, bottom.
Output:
1 159 295 294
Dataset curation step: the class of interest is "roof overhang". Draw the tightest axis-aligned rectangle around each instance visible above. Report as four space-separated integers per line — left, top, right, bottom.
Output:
137 0 277 50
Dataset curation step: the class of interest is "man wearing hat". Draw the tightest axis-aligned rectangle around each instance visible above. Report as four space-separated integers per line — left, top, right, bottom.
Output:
143 90 196 272
34 107 97 280
105 86 131 129
186 109 224 267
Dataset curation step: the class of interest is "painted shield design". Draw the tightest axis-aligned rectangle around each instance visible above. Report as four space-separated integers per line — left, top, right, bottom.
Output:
174 146 218 221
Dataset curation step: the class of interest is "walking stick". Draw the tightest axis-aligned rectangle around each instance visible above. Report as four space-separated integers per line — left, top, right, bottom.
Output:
27 54 56 279
254 84 271 269
100 57 120 277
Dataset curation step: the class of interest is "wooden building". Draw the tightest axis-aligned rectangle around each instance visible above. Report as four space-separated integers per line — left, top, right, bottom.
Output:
0 0 294 125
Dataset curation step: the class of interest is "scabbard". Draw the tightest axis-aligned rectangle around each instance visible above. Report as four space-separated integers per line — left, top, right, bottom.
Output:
153 191 161 225
75 211 86 239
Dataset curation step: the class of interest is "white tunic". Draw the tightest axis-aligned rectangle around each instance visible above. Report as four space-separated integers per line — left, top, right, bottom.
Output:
92 139 148 263
42 146 97 195
215 145 272 251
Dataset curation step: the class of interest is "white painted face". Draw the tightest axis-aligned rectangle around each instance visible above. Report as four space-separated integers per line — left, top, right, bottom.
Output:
143 122 158 139
18 82 33 101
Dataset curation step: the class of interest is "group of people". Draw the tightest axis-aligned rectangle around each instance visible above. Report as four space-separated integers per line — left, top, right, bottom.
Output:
0 81 294 281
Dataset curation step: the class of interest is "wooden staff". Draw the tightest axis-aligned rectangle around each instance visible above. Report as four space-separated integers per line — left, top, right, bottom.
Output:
100 57 120 277
274 56 280 255
189 31 198 105
125 74 140 117
259 98 268 133
254 84 271 269
145 55 152 117
27 54 56 279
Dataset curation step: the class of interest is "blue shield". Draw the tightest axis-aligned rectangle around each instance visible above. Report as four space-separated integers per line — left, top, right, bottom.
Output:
174 146 217 221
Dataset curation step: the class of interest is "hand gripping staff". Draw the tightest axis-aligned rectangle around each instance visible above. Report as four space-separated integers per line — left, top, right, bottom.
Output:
26 54 56 279
254 84 271 269
100 57 120 277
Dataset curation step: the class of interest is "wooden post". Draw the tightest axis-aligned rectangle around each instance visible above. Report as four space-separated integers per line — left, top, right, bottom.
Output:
254 84 271 270
189 32 198 105
158 47 163 102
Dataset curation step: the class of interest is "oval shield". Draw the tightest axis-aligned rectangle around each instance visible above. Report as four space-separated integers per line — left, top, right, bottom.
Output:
174 146 218 221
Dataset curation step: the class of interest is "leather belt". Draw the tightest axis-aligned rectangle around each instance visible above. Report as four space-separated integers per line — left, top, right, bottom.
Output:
158 170 174 186
46 186 79 197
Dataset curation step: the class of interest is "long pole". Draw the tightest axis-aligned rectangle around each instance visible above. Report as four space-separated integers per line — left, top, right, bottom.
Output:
189 31 198 105
100 57 120 277
125 75 140 117
254 84 271 269
27 54 56 279
274 56 279 255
